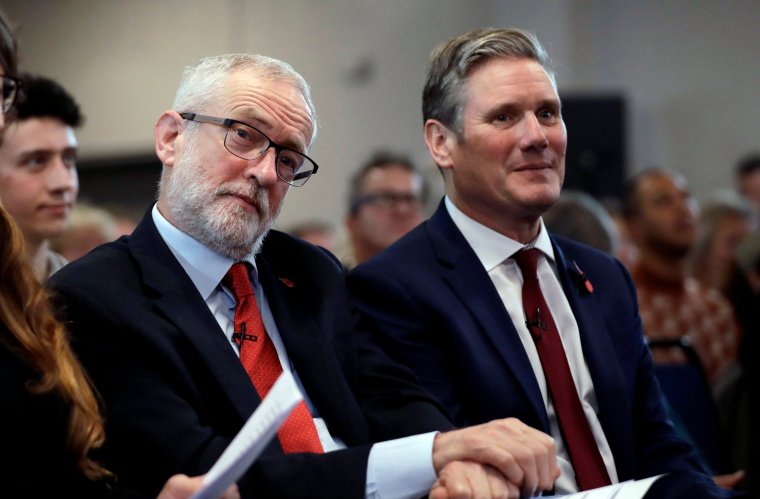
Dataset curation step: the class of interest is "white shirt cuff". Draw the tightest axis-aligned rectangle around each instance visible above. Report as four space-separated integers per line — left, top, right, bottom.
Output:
366 431 438 499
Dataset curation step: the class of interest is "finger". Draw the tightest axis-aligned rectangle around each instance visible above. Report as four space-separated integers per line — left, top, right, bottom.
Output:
506 480 520 499
536 434 558 490
429 484 448 499
463 461 490 499
220 483 240 499
484 464 511 499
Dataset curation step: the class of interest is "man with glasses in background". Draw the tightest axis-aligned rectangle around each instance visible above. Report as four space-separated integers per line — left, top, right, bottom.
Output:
49 53 560 499
0 74 81 280
344 151 428 267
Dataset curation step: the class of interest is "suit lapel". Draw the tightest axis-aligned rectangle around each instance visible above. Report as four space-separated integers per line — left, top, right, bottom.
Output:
128 212 260 422
551 240 630 454
255 244 366 443
428 204 548 428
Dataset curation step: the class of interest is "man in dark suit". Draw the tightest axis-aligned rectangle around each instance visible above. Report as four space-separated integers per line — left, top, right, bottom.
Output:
348 28 725 496
48 53 558 498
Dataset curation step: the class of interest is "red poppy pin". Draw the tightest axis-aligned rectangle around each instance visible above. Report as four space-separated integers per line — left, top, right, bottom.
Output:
279 277 295 288
572 261 594 294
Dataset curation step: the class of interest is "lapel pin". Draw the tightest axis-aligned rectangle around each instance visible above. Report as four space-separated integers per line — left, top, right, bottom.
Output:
572 261 594 294
279 277 295 288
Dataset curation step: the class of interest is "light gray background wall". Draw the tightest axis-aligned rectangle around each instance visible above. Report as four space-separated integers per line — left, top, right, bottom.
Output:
3 0 759 229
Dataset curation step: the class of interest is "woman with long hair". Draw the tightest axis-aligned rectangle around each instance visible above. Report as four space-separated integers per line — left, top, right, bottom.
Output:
0 10 235 498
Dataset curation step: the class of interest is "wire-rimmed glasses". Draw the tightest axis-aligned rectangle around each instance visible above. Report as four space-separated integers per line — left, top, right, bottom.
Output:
180 113 319 187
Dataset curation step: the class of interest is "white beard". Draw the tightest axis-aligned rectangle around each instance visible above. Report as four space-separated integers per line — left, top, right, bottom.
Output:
164 135 280 260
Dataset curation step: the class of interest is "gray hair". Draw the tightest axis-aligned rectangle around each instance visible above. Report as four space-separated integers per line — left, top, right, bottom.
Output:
172 53 318 146
422 28 554 136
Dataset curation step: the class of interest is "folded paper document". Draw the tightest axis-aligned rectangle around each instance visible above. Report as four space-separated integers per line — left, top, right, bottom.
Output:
190 370 303 499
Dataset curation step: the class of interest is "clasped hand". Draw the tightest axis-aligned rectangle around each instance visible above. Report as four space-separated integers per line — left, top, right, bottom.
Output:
430 418 559 499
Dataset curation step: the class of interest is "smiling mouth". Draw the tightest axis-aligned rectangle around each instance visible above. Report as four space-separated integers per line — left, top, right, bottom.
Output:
515 162 553 172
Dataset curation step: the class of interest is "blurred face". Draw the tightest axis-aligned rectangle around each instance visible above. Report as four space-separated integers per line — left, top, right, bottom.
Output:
0 117 79 246
347 164 424 259
439 57 566 241
161 70 313 260
629 172 698 257
706 213 750 282
739 170 760 213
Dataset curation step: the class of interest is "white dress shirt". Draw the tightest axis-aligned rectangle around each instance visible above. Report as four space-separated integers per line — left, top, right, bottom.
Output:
445 197 619 494
152 205 436 499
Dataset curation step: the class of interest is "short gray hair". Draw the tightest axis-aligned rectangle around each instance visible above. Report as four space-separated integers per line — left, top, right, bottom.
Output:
422 28 554 136
172 53 318 146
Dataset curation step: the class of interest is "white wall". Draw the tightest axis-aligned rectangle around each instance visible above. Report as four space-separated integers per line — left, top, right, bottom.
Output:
4 0 760 229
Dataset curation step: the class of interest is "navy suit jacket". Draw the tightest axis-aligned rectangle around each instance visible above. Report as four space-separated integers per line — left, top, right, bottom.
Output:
347 200 704 483
48 210 452 498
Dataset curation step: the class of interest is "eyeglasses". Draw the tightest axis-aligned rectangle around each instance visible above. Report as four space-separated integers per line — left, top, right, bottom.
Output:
1 75 21 114
180 113 319 187
351 191 424 213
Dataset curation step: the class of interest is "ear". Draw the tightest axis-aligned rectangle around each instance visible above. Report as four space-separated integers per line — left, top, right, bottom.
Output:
155 110 184 167
424 119 457 171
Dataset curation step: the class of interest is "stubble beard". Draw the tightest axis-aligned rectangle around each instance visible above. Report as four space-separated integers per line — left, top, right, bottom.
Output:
166 140 280 260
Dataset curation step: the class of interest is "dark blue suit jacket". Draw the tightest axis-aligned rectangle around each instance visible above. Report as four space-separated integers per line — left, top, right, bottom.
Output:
348 200 704 483
48 210 453 498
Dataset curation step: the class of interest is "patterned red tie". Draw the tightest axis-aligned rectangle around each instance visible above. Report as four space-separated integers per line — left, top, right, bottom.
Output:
513 249 610 490
223 262 323 454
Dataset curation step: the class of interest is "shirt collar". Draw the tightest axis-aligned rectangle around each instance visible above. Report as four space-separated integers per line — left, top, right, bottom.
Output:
444 196 555 272
151 204 257 300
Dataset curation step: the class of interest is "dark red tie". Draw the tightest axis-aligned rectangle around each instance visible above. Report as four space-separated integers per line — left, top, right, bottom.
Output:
223 262 323 454
513 249 610 490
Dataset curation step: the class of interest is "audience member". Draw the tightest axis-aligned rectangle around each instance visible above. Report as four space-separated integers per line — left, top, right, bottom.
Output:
51 201 120 261
49 53 559 499
344 151 427 266
691 193 753 295
622 169 741 384
736 153 760 226
0 10 238 498
542 190 619 254
601 197 639 270
287 219 338 255
348 27 725 496
0 73 81 280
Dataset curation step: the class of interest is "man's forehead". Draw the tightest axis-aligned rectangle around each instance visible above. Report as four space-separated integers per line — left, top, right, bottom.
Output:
0 117 77 152
221 70 313 139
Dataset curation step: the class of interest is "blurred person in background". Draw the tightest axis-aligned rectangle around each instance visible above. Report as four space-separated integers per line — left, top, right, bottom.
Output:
0 73 81 280
51 202 120 262
622 168 741 385
344 151 428 267
543 190 620 255
287 219 338 255
691 193 753 297
736 153 760 227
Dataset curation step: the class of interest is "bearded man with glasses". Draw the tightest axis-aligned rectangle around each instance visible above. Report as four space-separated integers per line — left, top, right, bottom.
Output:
49 53 560 499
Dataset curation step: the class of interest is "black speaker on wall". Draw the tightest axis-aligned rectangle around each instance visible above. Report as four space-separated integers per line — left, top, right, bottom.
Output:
560 94 627 199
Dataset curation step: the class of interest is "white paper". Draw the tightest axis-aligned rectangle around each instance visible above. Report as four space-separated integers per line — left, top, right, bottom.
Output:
536 474 663 499
189 370 304 499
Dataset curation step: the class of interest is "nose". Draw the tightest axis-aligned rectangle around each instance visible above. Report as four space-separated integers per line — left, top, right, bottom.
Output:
518 114 549 151
243 147 280 186
48 155 79 197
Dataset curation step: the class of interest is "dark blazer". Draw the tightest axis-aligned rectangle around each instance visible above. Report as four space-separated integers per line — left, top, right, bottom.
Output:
48 210 452 499
347 200 704 483
0 332 109 498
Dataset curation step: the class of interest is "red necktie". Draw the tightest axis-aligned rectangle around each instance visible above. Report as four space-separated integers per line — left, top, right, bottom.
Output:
223 262 323 454
513 249 610 490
